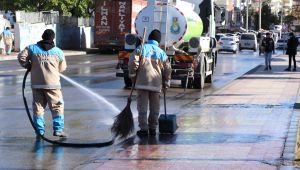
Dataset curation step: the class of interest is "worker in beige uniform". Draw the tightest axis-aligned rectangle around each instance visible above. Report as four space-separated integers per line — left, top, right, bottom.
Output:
129 29 172 136
18 29 67 138
0 27 14 55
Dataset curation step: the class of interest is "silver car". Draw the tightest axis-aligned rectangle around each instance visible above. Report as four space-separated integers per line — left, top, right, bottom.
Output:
276 39 287 50
217 37 238 53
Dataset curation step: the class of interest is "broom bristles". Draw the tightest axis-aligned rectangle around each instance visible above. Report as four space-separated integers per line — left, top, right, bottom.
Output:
111 100 134 139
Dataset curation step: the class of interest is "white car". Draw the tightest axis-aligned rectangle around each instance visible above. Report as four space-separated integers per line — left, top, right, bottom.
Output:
276 39 287 49
239 33 257 52
225 33 239 43
217 37 238 53
216 33 226 41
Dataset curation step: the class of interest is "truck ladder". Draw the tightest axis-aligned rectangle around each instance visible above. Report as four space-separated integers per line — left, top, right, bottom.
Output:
153 4 168 50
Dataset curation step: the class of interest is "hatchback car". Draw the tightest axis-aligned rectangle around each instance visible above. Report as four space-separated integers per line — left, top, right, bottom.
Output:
216 33 226 41
239 33 257 51
217 37 238 53
225 33 239 43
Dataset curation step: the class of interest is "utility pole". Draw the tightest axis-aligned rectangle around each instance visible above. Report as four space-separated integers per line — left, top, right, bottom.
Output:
280 0 283 39
246 0 249 32
259 0 262 30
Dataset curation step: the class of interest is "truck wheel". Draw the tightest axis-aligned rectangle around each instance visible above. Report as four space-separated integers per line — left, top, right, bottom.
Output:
181 79 193 88
193 64 205 89
205 73 213 83
124 77 132 88
214 52 218 67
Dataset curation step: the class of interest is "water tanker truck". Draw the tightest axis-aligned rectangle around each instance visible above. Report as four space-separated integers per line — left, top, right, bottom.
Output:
116 0 217 89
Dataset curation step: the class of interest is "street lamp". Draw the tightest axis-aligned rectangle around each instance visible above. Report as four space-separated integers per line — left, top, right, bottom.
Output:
259 0 262 30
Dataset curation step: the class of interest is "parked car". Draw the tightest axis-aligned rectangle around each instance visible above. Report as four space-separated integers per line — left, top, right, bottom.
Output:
239 33 257 51
276 39 287 49
217 37 238 53
216 33 226 41
225 33 239 43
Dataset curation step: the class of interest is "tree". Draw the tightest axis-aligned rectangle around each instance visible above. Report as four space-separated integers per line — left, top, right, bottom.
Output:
253 2 280 30
0 0 94 17
49 0 94 17
241 5 255 29
284 15 296 31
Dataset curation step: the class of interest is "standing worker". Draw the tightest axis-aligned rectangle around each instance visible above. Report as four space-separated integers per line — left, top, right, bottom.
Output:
0 27 14 55
18 29 67 138
285 32 299 71
129 29 172 136
261 32 275 71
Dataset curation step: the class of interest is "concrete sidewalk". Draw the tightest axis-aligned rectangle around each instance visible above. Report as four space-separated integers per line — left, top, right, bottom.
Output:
76 55 300 169
0 50 86 61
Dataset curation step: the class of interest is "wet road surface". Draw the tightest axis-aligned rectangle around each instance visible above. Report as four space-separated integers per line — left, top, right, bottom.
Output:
75 52 300 169
0 50 267 169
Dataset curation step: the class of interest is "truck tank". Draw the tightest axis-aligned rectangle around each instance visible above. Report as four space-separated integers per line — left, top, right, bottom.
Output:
134 2 203 47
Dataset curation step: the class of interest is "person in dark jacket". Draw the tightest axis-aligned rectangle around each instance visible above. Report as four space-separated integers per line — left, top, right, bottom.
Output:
285 32 299 71
261 32 275 71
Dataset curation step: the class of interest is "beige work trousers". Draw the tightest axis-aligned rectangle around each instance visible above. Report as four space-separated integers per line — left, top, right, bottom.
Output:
32 89 64 117
136 89 160 130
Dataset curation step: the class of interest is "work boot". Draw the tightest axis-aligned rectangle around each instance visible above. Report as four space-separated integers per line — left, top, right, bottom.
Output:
293 68 297 71
285 68 291 71
136 129 148 137
53 131 67 138
149 129 156 136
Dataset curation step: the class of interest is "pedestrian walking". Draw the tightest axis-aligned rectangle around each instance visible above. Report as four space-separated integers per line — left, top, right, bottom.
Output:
18 29 68 138
284 32 299 71
0 35 4 54
261 32 275 71
1 27 14 55
128 29 172 136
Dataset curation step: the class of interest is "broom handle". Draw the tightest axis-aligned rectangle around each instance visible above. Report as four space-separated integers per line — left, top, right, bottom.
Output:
129 27 147 99
162 69 167 118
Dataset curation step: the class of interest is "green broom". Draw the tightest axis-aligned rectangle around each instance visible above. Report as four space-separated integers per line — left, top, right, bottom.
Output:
111 28 147 139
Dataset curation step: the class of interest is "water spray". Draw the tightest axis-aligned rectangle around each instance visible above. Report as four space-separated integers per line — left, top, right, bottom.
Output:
22 69 115 147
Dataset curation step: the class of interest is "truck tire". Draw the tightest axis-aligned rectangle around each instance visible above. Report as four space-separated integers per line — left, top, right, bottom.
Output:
124 77 132 88
181 79 193 88
214 52 218 67
205 73 213 83
193 63 205 89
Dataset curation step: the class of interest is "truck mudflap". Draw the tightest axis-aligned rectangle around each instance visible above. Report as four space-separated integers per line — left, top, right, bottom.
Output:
171 54 194 80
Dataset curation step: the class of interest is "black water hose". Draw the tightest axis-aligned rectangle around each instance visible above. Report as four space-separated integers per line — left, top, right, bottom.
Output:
22 69 115 147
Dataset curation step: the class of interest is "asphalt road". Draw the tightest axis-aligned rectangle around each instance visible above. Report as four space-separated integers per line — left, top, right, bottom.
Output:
0 50 266 169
